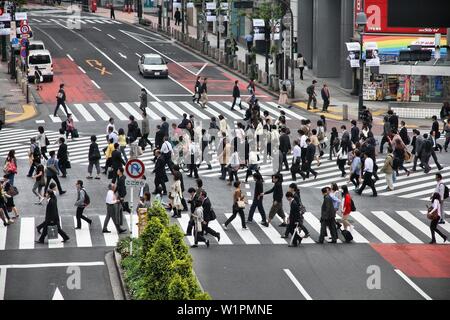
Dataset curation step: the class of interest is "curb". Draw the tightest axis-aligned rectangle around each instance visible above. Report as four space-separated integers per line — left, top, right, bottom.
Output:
104 250 129 300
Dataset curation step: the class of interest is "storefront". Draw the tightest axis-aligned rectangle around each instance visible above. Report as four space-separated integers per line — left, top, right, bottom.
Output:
361 34 449 103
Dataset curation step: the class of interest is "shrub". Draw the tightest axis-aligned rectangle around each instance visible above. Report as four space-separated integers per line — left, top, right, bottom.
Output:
148 200 169 226
144 232 176 299
168 274 190 300
116 237 132 258
140 216 165 257
167 224 189 260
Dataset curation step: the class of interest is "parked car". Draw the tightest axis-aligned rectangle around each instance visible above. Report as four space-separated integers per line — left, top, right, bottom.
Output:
27 49 53 82
138 53 169 78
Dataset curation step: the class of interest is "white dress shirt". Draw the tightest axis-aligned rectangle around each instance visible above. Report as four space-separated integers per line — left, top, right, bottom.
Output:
161 140 173 154
299 135 307 149
106 190 117 204
363 157 374 173
292 145 301 162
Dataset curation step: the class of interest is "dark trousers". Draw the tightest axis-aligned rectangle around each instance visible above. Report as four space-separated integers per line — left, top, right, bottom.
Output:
225 206 246 228
194 225 207 245
104 204 121 232
203 221 219 238
291 161 306 181
303 161 317 178
141 133 153 149
430 218 446 242
318 218 337 242
110 11 115 19
231 97 242 110
28 162 37 177
245 164 259 182
228 167 239 182
412 152 423 170
220 164 227 179
307 95 317 109
189 163 199 178
41 147 48 160
279 152 289 171
299 67 304 80
44 175 63 194
358 172 377 196
58 159 67 176
445 136 450 151
430 150 442 169
186 218 195 235
54 101 68 116
154 176 167 194
247 198 266 222
350 173 360 188
76 207 91 228
322 99 330 111
39 222 69 242
337 159 346 176
285 219 309 238
380 135 389 153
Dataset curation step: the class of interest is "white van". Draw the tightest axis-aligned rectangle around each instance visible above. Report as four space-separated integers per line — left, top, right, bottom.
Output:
28 40 45 51
27 50 53 82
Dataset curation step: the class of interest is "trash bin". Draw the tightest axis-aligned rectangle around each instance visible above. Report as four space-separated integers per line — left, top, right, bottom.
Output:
343 104 349 121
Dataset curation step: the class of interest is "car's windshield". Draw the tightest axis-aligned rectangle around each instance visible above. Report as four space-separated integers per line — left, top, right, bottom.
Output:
144 57 164 65
29 55 51 64
29 44 44 50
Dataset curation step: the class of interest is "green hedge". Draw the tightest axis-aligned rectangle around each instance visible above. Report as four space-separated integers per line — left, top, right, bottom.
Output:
117 200 211 300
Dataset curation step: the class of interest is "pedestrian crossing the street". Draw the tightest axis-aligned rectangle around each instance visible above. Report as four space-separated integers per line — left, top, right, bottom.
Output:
0 128 446 201
40 100 305 124
0 209 448 251
29 18 123 25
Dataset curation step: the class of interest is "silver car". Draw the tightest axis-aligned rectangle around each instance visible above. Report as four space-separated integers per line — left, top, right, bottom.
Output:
138 53 169 78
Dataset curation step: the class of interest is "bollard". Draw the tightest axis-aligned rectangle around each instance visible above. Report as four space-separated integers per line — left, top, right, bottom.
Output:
233 57 238 69
257 69 262 83
342 104 349 121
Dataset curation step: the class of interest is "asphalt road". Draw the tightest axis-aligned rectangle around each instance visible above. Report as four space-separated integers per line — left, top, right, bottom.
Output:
1 8 449 301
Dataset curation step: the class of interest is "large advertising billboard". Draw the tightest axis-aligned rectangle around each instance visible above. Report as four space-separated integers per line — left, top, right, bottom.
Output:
355 0 447 34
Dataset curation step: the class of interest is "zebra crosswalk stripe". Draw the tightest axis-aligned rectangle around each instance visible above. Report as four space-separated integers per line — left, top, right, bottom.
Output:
150 101 178 120
351 211 395 243
179 101 210 120
74 103 96 122
209 101 241 120
98 215 119 246
121 102 143 121
0 225 6 250
177 214 196 246
48 219 64 249
73 217 93 247
19 217 35 250
89 103 110 121
105 102 128 121
207 220 233 245
371 211 422 243
265 101 307 120
224 213 260 244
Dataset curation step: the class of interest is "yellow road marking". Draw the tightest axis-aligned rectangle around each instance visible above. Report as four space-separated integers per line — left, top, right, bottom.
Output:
86 59 111 75
5 104 37 124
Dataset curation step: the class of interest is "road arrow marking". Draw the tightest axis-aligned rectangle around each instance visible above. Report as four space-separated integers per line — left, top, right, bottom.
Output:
52 287 64 300
119 52 127 59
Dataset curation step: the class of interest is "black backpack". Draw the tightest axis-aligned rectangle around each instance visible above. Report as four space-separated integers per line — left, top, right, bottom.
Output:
441 183 449 200
350 199 356 212
33 145 41 159
83 189 91 206
306 85 314 95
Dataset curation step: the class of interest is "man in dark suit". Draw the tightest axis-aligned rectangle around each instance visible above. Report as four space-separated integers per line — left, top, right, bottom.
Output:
152 150 167 194
341 125 351 151
350 120 360 145
193 76 201 103
303 138 318 179
231 80 243 110
201 191 220 242
278 127 291 172
388 110 399 132
317 187 337 243
111 143 126 183
36 190 69 243
115 167 127 225
57 137 68 178
285 192 302 247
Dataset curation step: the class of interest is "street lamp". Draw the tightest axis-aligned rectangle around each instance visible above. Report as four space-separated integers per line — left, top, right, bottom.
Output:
356 11 367 120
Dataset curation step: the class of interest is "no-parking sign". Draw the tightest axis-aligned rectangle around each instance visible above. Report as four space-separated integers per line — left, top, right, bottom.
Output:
125 159 145 180
19 24 30 34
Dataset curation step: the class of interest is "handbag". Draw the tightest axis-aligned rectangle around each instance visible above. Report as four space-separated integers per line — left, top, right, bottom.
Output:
237 200 246 208
65 160 71 169
404 150 412 162
173 193 182 209
47 225 59 240
107 168 114 179
72 129 79 138
236 97 241 104
426 206 439 220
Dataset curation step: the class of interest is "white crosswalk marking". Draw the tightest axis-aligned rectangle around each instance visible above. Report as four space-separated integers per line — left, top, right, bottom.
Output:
177 214 196 246
105 102 128 120
201 103 221 118
209 101 241 120
265 101 307 120
207 220 232 245
111 20 122 24
102 20 113 24
150 102 177 120
165 101 188 117
76 18 86 24
395 211 438 241
224 213 260 244
335 214 369 243
98 215 119 247
89 103 110 121
0 226 6 250
19 217 35 249
74 217 93 247
254 221 287 244
33 19 42 22
121 102 143 121
49 114 62 123
73 103 95 122
372 211 423 243
351 211 395 243
125 214 139 239
179 101 210 120
93 19 105 24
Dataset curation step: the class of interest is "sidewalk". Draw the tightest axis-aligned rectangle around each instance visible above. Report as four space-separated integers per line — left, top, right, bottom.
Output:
0 61 37 125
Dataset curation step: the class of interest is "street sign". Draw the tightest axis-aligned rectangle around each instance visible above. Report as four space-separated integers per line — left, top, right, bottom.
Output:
20 24 30 34
20 19 28 27
125 159 145 180
125 180 146 187
19 37 28 46
20 47 26 58
10 37 18 45
0 8 3 16
9 21 16 38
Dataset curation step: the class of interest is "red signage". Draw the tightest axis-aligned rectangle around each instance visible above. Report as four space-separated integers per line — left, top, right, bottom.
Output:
355 0 447 34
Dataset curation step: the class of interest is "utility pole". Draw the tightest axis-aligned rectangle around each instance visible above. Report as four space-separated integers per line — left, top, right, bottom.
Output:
10 1 16 80
216 0 220 48
181 0 185 34
447 28 450 61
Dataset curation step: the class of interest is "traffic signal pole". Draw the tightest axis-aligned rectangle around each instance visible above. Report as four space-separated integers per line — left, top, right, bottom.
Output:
10 2 16 80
